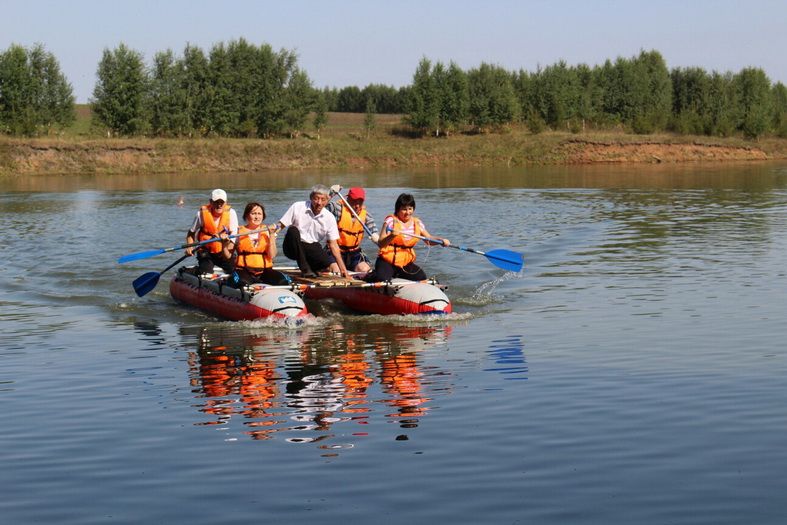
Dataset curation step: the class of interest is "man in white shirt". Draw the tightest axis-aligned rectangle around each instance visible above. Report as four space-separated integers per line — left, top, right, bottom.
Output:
278 184 349 278
185 188 239 274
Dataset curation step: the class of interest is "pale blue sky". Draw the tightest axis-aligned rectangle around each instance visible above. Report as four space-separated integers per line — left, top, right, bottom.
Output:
3 0 785 103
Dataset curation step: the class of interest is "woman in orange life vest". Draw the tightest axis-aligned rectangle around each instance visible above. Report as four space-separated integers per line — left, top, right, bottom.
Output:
325 186 380 273
221 202 290 286
366 193 450 282
185 188 238 274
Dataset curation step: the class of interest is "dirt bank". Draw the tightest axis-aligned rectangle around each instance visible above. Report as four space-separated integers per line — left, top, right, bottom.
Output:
1 132 784 176
557 138 770 163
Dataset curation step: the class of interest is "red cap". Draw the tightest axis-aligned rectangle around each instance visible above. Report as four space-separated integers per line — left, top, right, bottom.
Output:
347 187 365 200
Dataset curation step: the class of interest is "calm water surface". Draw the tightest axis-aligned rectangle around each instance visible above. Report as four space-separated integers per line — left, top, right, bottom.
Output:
2 164 787 524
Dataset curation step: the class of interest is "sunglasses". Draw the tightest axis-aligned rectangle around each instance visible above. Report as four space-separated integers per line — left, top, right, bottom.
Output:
212 200 226 206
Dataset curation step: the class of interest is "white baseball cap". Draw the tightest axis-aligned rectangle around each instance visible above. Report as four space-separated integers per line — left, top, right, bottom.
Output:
210 189 227 202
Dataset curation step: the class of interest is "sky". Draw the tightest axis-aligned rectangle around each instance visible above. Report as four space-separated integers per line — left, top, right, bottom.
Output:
3 0 786 103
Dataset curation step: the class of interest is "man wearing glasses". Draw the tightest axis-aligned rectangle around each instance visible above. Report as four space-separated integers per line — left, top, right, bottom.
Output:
185 188 239 274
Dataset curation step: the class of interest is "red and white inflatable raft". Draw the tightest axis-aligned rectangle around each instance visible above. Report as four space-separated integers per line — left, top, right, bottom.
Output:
170 267 308 320
282 270 452 315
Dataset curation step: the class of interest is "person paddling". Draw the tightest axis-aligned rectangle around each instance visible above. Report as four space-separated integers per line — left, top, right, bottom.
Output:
185 188 238 274
366 193 449 282
326 185 379 273
221 202 289 286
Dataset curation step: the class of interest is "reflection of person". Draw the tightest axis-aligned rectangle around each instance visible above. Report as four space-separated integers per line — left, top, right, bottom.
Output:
185 188 238 274
222 202 289 286
191 333 280 438
367 193 449 282
380 352 428 426
277 184 349 278
326 186 379 273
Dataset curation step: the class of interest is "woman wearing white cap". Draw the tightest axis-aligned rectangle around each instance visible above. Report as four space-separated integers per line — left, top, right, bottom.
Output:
185 188 239 274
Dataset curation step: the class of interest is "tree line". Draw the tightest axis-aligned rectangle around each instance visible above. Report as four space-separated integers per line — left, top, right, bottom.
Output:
1 42 786 139
408 51 787 139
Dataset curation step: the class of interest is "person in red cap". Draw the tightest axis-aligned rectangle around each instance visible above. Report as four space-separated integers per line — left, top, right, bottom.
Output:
327 185 379 273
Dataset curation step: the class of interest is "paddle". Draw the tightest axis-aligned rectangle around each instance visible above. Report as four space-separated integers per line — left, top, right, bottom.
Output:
388 228 524 272
118 225 277 264
132 254 190 297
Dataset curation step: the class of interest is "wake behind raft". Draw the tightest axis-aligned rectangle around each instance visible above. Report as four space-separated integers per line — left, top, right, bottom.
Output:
169 265 452 320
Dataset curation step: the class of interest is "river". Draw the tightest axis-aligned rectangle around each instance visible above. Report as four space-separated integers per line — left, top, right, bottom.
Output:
2 163 787 524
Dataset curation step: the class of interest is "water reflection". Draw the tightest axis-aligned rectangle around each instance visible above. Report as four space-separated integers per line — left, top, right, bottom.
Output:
187 322 453 449
485 335 528 382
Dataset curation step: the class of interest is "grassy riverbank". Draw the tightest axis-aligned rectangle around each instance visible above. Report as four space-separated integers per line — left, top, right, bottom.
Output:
2 110 787 176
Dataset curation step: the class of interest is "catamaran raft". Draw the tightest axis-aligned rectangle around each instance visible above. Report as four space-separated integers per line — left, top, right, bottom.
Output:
168 265 451 319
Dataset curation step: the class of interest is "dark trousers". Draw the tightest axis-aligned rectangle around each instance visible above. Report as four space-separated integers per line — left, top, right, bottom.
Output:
197 250 234 274
282 227 334 274
366 257 427 283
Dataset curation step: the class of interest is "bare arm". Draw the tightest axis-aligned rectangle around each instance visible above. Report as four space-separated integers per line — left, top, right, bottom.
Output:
266 230 278 260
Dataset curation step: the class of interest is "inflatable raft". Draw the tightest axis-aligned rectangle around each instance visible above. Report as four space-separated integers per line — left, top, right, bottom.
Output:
281 270 452 315
170 267 308 320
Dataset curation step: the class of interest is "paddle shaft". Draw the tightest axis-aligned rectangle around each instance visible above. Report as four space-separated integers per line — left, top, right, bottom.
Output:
184 225 277 253
333 189 374 237
387 227 524 272
119 225 277 264
160 254 191 275
132 253 190 297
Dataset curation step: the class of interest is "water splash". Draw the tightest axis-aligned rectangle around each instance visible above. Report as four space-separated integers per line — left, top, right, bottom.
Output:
457 270 524 307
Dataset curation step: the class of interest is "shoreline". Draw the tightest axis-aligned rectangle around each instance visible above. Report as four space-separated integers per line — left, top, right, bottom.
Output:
2 130 785 176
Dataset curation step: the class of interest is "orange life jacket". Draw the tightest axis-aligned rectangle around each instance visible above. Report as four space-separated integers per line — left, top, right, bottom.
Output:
235 226 273 270
379 214 421 267
337 205 367 251
198 204 232 254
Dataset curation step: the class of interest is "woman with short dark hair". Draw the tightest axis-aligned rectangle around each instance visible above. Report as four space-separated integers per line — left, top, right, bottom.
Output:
366 193 450 282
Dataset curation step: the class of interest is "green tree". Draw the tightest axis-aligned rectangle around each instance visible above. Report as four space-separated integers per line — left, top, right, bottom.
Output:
436 61 469 135
670 67 711 134
204 43 237 136
406 57 440 135
631 50 672 133
0 45 35 135
734 67 772 139
228 38 266 136
28 44 75 134
364 96 376 138
706 71 737 137
313 91 328 139
574 63 599 132
539 60 581 130
91 43 149 136
282 68 314 137
336 86 363 112
772 82 787 137
149 49 189 136
0 44 74 136
467 62 518 131
181 44 210 136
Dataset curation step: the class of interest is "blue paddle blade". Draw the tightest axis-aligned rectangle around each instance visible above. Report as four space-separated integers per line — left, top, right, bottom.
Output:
118 248 166 264
485 249 524 272
132 271 161 297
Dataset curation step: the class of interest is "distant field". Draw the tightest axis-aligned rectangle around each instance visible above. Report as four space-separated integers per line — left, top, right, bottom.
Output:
70 104 403 138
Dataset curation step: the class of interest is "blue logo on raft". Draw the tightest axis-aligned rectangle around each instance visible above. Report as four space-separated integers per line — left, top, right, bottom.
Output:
277 295 297 304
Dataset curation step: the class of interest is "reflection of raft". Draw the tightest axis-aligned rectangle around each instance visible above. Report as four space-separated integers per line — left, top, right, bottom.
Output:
281 269 451 315
170 267 308 320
